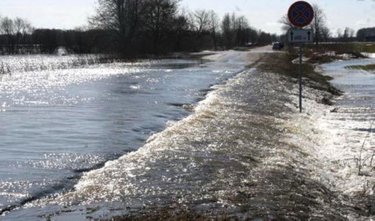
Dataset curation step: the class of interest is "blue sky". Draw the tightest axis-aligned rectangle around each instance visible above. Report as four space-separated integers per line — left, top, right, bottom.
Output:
0 0 374 35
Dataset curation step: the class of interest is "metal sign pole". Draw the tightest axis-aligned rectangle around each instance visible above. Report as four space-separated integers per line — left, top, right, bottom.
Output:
287 1 314 113
298 45 303 113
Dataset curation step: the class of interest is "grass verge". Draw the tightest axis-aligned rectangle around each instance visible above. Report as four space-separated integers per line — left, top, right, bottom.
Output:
255 52 342 102
305 42 375 54
346 64 375 71
302 43 375 64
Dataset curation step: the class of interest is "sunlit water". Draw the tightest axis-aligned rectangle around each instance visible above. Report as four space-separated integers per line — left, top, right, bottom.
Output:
281 57 375 220
318 58 375 215
0 54 245 218
2 53 374 220
322 58 375 108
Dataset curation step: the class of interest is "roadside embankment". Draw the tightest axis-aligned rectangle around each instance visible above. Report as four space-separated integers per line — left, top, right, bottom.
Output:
5 48 373 220
257 51 375 220
63 69 348 220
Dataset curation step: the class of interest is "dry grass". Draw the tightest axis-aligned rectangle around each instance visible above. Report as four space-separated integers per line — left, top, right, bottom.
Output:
305 42 375 54
346 64 375 71
256 52 342 98
301 43 375 64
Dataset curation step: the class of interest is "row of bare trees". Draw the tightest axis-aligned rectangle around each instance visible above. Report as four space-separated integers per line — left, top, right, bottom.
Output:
190 10 219 49
0 0 276 56
0 2 372 55
0 16 33 53
89 0 276 56
90 0 181 55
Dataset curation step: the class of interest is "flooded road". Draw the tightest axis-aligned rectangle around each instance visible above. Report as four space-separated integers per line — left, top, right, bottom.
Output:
0 53 248 217
1 51 374 220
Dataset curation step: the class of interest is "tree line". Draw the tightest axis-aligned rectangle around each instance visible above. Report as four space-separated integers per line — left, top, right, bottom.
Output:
2 1 372 56
0 0 277 56
87 0 278 56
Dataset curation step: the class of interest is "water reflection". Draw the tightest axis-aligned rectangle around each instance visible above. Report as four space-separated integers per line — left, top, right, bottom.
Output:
0 56 235 215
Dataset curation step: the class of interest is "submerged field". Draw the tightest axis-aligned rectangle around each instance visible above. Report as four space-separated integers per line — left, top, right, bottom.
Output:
0 48 374 220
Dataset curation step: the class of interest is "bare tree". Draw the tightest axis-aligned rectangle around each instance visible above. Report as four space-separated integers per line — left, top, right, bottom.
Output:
90 0 145 54
1 17 15 36
190 9 219 50
143 0 179 53
337 28 343 39
310 4 330 45
233 15 250 46
14 18 32 35
14 18 33 45
278 15 293 45
14 17 24 35
342 27 355 42
191 10 211 36
279 15 293 33
221 13 257 49
172 11 190 51
208 10 219 50
1 17 16 53
90 0 179 55
221 13 234 49
320 26 330 42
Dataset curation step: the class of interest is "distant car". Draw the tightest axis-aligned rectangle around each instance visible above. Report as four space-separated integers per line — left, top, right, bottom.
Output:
272 42 284 50
245 42 254 47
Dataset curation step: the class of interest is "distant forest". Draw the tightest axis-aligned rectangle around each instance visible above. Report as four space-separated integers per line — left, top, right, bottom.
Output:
0 0 374 56
0 0 278 56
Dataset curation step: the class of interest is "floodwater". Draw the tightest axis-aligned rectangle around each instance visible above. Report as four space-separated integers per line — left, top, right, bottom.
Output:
322 58 375 108
1 52 374 220
318 58 375 219
0 53 246 219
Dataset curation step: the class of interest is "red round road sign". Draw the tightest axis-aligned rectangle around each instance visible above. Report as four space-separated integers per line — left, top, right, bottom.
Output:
288 1 314 28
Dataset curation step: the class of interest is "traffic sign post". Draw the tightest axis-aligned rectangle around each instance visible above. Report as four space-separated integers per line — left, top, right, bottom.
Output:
288 1 314 28
287 1 314 113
